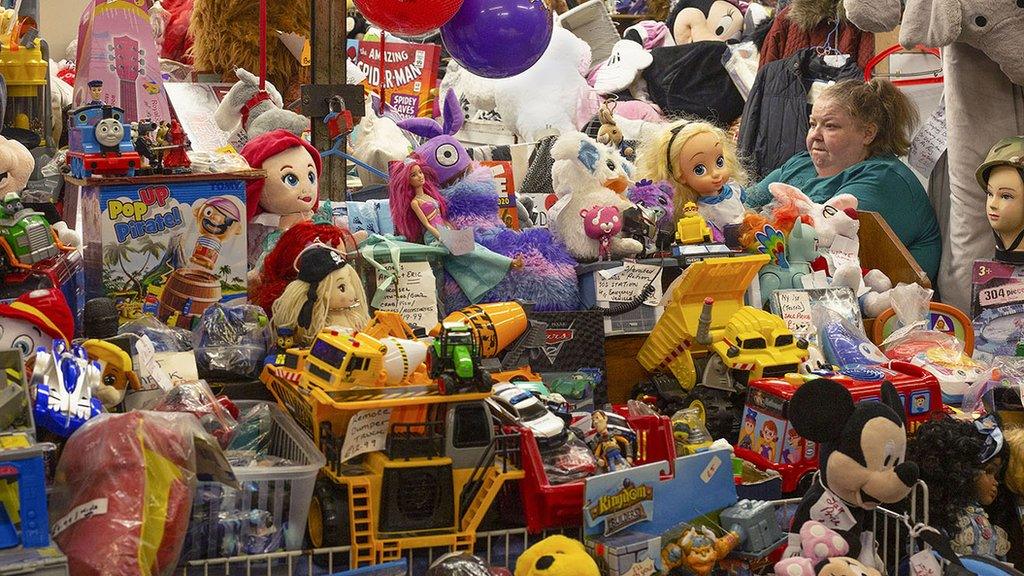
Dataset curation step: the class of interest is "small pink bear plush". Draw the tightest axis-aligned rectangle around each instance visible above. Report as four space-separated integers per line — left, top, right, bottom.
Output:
581 205 623 261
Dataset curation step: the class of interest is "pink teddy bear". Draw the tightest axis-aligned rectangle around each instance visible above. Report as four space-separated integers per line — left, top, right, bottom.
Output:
580 205 623 261
775 521 850 576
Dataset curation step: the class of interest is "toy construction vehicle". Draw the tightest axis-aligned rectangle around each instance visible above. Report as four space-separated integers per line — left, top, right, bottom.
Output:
675 202 713 245
634 254 809 441
261 316 523 568
429 322 493 394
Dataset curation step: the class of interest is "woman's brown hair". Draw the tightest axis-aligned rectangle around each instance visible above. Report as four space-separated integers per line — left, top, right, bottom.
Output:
821 78 920 158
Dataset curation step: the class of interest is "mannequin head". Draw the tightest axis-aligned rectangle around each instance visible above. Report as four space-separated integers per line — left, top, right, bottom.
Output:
667 0 744 44
978 137 1024 255
635 119 747 218
240 129 323 222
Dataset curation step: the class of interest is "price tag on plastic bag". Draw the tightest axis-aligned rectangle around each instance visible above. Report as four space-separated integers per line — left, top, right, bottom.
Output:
909 549 943 576
135 335 174 392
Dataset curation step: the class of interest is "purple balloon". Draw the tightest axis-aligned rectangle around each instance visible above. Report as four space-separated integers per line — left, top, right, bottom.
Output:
440 0 554 79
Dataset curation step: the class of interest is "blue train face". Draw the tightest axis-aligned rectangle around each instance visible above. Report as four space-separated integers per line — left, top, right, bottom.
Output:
95 118 124 148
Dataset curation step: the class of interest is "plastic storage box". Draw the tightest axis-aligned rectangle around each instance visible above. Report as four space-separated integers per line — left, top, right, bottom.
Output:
0 546 69 576
181 401 325 560
518 411 675 533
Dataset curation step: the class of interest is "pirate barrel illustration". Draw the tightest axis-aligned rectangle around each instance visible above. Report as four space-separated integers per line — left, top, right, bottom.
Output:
158 268 222 328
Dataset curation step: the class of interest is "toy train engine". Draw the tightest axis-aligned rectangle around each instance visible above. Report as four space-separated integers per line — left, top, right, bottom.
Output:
67 105 141 179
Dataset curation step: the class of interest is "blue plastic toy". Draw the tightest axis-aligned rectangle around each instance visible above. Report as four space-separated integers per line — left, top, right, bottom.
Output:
820 319 887 369
31 341 102 438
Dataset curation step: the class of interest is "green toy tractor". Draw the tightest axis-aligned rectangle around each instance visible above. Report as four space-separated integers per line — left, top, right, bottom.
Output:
429 322 493 394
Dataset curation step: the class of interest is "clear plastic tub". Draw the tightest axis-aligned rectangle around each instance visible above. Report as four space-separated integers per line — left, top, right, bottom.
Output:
181 401 325 561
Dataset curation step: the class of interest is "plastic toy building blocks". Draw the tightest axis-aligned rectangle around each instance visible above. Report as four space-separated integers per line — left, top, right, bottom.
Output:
720 500 784 555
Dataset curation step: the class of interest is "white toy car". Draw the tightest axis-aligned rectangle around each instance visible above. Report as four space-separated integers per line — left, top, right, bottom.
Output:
489 383 567 446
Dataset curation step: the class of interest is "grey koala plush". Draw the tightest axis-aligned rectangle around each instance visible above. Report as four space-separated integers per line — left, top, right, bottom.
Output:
214 68 309 139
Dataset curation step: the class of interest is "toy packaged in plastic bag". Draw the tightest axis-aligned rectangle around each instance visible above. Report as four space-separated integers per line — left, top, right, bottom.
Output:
542 432 598 485
181 482 285 560
119 314 193 352
51 411 207 576
151 380 239 448
813 307 886 369
193 304 269 380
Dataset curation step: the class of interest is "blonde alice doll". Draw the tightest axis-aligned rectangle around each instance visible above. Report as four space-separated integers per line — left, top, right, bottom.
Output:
636 119 749 236
271 245 370 346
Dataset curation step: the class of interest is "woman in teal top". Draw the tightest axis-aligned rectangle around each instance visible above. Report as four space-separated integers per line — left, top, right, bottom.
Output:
746 79 942 284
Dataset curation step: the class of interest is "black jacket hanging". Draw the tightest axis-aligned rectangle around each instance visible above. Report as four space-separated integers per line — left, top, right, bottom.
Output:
737 48 862 180
644 41 745 128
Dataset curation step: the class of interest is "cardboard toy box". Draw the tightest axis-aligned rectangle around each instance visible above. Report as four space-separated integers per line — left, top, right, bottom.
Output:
527 308 609 406
587 531 662 576
66 174 253 329
971 259 1024 357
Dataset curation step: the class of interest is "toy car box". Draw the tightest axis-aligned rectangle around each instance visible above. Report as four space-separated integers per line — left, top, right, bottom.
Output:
586 530 662 576
65 173 255 329
971 259 1024 358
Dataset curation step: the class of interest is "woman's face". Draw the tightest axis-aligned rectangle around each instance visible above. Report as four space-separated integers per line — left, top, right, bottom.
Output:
986 165 1024 238
976 456 1002 506
409 165 426 190
677 132 728 197
260 146 318 216
806 98 876 178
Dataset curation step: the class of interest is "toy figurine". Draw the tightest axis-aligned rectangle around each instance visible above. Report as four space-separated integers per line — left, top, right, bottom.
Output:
82 339 141 409
676 201 714 244
0 288 73 360
580 205 623 261
162 120 191 171
31 340 103 438
591 410 633 472
87 79 104 105
662 526 740 576
758 222 821 305
978 136 1024 264
636 119 749 235
596 100 634 161
190 196 243 269
240 129 322 268
270 245 370 346
389 154 521 304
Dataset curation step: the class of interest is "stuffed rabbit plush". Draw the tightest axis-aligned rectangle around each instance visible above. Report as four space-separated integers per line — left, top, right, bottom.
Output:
214 68 309 139
397 90 470 187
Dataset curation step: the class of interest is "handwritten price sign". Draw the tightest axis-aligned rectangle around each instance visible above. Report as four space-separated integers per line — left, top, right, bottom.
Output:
340 408 392 463
595 262 662 307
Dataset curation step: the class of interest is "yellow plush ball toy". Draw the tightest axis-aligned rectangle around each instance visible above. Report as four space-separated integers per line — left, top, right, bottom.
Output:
515 536 600 576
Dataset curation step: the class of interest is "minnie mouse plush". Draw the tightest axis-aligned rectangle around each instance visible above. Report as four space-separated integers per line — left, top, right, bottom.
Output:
785 379 920 568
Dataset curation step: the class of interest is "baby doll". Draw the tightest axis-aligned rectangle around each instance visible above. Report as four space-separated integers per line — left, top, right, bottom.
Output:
240 129 322 269
635 119 749 237
270 245 370 346
190 196 242 269
388 154 521 304
977 136 1024 264
908 415 1009 560
580 205 623 261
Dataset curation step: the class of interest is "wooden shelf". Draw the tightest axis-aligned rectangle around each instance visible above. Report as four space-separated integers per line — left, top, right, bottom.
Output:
64 169 267 187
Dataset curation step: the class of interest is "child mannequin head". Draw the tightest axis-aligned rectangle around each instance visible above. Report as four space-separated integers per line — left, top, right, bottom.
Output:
636 119 747 219
388 154 447 243
241 129 323 222
978 137 1024 261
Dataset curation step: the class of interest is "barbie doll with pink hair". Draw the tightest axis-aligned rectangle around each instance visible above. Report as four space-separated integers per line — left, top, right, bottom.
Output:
389 154 520 304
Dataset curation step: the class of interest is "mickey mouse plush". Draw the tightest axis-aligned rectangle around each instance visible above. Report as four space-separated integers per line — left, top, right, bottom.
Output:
785 379 919 567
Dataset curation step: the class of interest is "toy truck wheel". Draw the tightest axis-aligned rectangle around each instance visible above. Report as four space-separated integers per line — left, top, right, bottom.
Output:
308 477 348 551
687 386 742 443
437 373 456 395
427 348 442 379
475 370 493 392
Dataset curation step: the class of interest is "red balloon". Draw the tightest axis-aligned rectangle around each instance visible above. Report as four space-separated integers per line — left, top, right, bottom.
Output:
352 0 464 36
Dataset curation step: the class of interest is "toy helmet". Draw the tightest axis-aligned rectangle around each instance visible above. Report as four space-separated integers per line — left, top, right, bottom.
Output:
976 136 1024 191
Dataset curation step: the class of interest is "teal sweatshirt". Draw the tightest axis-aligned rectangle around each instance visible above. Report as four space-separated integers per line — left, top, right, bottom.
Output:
746 152 941 283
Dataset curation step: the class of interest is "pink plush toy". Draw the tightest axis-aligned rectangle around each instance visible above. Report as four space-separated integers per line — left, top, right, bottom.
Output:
581 205 623 261
775 521 851 576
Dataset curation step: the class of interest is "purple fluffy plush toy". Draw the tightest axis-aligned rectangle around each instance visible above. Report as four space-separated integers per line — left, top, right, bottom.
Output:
398 90 580 312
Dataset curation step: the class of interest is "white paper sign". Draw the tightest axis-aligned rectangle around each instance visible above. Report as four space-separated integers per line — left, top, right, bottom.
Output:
135 335 173 392
153 351 200 383
625 558 657 576
776 290 814 337
908 100 947 178
374 260 438 330
826 234 860 272
595 262 662 307
810 489 857 531
700 455 722 483
800 270 831 289
340 408 392 463
909 549 943 576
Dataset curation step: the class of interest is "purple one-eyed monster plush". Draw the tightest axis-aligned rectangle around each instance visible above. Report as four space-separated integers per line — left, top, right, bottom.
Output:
396 89 470 186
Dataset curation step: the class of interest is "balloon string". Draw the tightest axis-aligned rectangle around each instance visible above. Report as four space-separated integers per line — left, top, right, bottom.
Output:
259 0 267 90
377 33 386 116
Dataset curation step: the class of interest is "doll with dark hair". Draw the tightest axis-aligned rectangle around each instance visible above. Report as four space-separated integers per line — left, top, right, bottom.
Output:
908 415 1009 560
